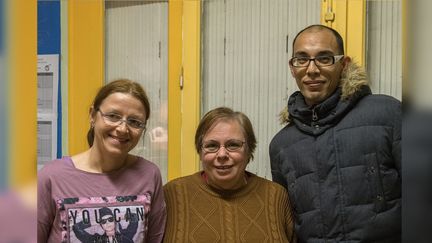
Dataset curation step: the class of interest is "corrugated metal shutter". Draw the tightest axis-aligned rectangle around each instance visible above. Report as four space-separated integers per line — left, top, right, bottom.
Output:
366 0 402 100
105 1 169 182
202 0 321 179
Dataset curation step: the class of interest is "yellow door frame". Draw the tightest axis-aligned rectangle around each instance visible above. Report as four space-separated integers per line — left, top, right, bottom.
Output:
68 1 105 155
168 0 201 181
168 0 183 180
321 0 366 66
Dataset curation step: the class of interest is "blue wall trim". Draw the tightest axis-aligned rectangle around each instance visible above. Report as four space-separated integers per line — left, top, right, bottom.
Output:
37 0 62 158
38 1 60 54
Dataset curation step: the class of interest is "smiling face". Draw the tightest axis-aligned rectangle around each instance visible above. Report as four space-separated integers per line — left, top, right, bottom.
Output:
200 119 249 190
290 29 349 106
100 215 116 236
90 92 146 158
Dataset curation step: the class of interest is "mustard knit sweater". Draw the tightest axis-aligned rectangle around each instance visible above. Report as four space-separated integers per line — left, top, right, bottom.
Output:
163 172 295 243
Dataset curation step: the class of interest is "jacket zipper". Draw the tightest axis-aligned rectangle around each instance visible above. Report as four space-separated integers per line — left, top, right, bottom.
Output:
312 107 318 121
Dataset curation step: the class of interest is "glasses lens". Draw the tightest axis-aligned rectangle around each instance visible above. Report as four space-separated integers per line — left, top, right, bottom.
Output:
315 56 333 66
101 112 122 124
203 142 219 153
127 118 145 129
225 140 244 152
292 57 309 67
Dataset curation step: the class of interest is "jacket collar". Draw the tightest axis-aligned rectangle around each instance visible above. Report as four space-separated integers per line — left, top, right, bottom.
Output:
288 85 371 135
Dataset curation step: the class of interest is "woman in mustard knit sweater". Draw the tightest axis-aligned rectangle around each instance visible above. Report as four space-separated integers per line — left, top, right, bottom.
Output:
163 107 295 243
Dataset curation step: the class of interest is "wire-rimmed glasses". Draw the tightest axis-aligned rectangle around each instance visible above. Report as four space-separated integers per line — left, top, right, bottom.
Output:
98 109 146 130
202 139 245 153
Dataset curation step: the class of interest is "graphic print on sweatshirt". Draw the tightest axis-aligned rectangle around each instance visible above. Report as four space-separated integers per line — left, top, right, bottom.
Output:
56 195 151 243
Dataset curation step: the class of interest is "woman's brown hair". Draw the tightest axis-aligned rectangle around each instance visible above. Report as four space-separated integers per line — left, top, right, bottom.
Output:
195 107 257 162
87 79 150 147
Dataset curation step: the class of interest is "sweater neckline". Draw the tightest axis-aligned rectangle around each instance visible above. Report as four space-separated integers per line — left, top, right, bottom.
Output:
192 171 259 198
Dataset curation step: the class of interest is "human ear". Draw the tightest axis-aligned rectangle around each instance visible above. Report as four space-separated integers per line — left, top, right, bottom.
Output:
342 56 351 69
89 106 96 124
289 62 296 77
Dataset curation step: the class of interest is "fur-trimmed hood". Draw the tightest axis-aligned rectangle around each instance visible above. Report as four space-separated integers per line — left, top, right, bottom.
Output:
279 61 369 124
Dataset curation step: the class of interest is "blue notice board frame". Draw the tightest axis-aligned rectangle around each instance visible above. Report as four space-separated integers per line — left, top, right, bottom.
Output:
37 0 62 158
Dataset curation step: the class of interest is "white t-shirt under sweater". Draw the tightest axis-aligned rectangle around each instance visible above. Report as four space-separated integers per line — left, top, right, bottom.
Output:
38 156 166 243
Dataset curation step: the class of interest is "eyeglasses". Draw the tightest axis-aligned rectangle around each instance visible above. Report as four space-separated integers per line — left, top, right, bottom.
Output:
100 216 114 225
290 55 344 67
202 139 245 153
98 109 146 130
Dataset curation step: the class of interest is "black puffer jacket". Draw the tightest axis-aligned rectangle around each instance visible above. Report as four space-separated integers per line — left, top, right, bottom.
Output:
270 63 401 243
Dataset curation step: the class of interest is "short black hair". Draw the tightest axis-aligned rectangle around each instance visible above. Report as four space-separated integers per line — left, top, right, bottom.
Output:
292 24 345 55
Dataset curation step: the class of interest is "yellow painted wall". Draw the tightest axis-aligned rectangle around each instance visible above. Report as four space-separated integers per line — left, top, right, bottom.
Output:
8 0 37 186
68 1 104 155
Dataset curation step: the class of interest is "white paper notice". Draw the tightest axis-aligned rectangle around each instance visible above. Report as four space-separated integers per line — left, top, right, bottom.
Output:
37 54 59 169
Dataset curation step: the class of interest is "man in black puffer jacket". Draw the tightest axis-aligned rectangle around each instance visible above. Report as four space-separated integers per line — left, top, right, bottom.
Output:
270 25 401 243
